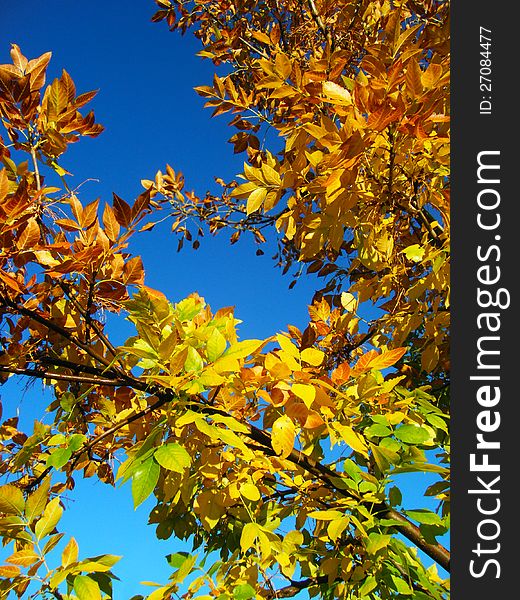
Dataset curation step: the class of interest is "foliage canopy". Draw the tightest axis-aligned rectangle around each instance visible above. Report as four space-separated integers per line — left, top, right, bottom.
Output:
0 1 450 599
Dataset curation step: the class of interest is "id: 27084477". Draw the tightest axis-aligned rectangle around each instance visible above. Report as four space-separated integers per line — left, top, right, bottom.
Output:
479 26 493 115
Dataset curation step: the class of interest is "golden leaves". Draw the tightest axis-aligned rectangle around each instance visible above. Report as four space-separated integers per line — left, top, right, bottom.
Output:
231 155 283 215
322 81 353 105
17 218 41 250
0 485 25 515
271 415 295 458
61 537 79 568
354 347 407 374
102 204 120 242
5 549 40 567
34 497 63 541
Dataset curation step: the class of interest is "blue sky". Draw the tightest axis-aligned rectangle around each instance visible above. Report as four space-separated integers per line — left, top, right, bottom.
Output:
1 1 448 595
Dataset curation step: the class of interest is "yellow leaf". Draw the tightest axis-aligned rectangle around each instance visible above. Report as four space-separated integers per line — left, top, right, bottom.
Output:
340 292 358 312
6 549 40 567
292 383 316 408
0 565 20 577
322 81 352 105
61 537 79 567
271 415 295 458
405 58 423 98
260 163 282 187
194 490 225 531
240 522 260 552
222 339 264 361
421 63 443 88
336 424 368 457
275 53 292 79
74 574 102 600
402 244 425 262
327 516 350 542
421 344 439 373
240 483 261 502
246 187 267 215
307 509 344 520
35 497 63 541
0 485 25 515
300 347 324 366
276 334 300 358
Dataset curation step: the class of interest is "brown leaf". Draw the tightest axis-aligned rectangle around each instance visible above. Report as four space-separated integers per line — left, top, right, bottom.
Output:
112 193 132 228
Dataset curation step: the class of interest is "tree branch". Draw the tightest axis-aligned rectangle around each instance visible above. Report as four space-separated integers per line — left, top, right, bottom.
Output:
306 0 333 47
0 365 126 387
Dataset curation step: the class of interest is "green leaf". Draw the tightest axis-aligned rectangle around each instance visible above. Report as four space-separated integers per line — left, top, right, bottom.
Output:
131 457 160 508
35 497 63 541
166 551 191 569
420 523 449 544
169 552 198 583
46 447 72 469
366 533 391 555
233 583 256 600
60 392 77 412
405 509 443 526
388 486 402 507
402 244 425 262
74 575 102 600
391 575 413 595
0 485 25 516
184 346 204 372
207 328 227 362
366 423 392 438
154 443 191 473
175 297 202 321
68 434 86 452
358 575 377 596
222 339 264 361
394 424 430 444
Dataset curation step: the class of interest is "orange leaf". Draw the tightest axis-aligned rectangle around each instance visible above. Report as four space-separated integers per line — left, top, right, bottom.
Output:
304 410 325 429
123 256 145 285
353 350 378 374
405 59 423 98
0 270 24 293
0 169 9 202
331 362 351 385
285 400 308 424
366 347 407 370
102 204 120 242
81 199 99 229
0 565 20 577
17 218 40 250
6 549 39 567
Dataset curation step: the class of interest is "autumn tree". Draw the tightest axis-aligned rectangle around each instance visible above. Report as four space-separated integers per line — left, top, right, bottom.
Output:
0 1 450 599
